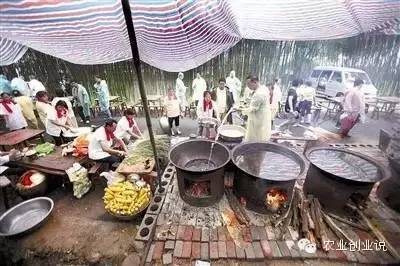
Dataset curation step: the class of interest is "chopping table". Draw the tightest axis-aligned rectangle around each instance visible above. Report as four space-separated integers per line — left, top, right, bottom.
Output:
0 129 45 151
14 147 87 176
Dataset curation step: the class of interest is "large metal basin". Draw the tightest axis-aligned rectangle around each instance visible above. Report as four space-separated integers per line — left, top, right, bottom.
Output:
304 147 390 213
169 139 231 206
231 142 306 213
0 197 54 237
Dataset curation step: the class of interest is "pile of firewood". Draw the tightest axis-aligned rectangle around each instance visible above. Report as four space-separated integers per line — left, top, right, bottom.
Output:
275 188 356 251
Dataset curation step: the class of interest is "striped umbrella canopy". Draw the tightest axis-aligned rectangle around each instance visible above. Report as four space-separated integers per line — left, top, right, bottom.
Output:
1 0 399 71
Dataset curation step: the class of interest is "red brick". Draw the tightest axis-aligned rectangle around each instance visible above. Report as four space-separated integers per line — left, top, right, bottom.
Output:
269 241 282 258
176 225 185 240
218 241 227 258
250 226 260 241
265 226 276 240
164 240 175 250
217 226 226 241
154 225 169 240
276 241 291 258
225 227 233 241
210 227 218 241
252 241 264 260
183 226 194 241
258 226 268 240
242 227 252 243
210 241 218 259
146 244 155 263
260 240 273 258
167 225 177 240
244 243 255 260
226 241 236 258
153 241 165 260
192 228 201 242
235 244 246 259
173 240 183 258
285 240 301 258
192 242 201 259
200 242 209 260
201 227 210 242
181 241 192 258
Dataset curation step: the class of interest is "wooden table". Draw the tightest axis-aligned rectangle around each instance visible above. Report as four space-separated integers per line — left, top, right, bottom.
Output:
371 96 400 119
14 147 86 176
94 95 120 103
0 129 45 151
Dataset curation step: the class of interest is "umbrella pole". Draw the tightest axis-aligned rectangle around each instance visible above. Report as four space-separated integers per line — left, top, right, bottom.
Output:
121 0 161 182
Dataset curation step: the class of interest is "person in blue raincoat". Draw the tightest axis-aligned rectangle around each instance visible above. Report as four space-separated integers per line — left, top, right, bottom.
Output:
0 75 12 94
94 75 111 118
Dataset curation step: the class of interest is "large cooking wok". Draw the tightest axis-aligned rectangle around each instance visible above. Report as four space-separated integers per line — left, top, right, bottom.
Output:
217 125 246 142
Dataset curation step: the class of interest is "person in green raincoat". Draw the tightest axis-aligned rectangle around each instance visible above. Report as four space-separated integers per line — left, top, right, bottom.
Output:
237 75 271 142
71 81 91 124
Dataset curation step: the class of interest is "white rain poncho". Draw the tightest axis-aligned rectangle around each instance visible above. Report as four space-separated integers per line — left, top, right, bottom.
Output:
192 76 207 103
175 72 187 111
226 71 242 103
241 85 271 142
94 80 110 113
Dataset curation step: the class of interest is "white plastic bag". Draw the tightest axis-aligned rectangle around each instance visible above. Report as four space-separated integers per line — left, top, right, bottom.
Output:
66 163 91 199
100 171 125 186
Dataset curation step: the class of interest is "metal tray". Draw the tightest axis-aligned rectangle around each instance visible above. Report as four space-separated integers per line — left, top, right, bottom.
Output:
0 197 54 237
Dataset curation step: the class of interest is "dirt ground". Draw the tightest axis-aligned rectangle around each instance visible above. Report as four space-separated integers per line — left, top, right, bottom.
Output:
1 180 143 265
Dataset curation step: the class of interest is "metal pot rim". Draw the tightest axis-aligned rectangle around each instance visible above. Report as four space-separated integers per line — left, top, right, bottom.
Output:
0 197 54 237
305 146 390 183
231 141 307 181
168 139 231 172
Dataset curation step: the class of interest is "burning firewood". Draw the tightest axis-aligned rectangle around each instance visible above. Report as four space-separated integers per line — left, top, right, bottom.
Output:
265 188 288 212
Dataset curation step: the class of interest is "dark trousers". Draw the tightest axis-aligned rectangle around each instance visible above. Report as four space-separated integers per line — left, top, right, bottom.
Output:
299 100 312 116
97 155 120 165
168 116 180 128
52 133 66 146
77 106 90 122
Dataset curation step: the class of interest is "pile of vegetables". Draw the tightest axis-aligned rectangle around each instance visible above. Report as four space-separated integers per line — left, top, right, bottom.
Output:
104 181 151 216
72 134 90 157
124 135 170 169
35 142 55 156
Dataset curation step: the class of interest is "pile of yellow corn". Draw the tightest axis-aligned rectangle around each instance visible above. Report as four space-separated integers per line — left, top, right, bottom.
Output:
104 181 151 216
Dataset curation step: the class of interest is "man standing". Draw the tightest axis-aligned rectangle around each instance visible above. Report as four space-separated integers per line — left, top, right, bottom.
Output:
94 75 111 119
297 80 316 124
213 78 234 123
191 73 207 107
71 81 91 124
175 72 187 113
237 75 271 142
11 76 30 97
226 70 242 103
0 74 11 94
340 78 366 137
28 75 46 96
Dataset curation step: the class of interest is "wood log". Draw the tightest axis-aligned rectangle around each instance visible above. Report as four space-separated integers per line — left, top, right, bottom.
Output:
274 187 297 227
322 211 353 243
348 203 400 260
225 189 250 225
313 198 330 251
327 212 370 232
292 189 300 228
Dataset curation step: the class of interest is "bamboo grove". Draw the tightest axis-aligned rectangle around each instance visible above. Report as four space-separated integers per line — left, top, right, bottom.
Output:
1 33 399 104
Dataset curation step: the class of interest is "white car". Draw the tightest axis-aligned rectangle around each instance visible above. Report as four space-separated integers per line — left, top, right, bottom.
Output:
309 66 377 98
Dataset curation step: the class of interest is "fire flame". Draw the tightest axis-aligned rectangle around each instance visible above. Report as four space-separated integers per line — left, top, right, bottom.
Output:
265 188 288 212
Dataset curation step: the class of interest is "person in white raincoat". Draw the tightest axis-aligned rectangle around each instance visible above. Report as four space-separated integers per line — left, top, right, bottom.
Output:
226 70 242 103
237 75 271 142
175 72 187 112
94 76 111 119
191 73 207 107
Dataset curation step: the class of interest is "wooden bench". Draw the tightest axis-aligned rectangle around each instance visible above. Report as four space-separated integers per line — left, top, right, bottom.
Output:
88 162 108 177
